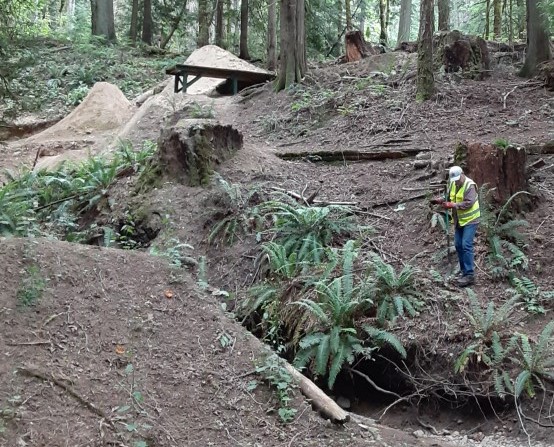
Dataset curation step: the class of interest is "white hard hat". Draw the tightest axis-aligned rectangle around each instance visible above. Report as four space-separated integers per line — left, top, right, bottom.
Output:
449 166 463 182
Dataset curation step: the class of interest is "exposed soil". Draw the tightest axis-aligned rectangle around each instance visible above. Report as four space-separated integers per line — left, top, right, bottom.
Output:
1 49 554 447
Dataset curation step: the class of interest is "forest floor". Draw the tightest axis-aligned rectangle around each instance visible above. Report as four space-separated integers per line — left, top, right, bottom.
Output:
1 46 554 447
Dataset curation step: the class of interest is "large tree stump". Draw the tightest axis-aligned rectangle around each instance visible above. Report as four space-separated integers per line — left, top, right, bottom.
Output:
157 118 243 186
454 142 535 211
539 61 554 90
434 31 490 79
344 30 376 62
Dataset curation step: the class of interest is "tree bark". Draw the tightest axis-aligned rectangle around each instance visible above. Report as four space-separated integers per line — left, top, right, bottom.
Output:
276 0 306 91
416 0 434 101
160 1 188 49
519 0 552 77
90 0 116 42
345 0 352 30
379 0 387 45
508 0 513 43
517 0 525 39
485 0 491 38
198 0 210 47
397 0 412 44
129 0 139 43
141 0 153 45
438 0 450 31
239 0 250 59
493 0 502 39
267 0 277 70
215 0 224 47
359 0 367 36
337 0 343 48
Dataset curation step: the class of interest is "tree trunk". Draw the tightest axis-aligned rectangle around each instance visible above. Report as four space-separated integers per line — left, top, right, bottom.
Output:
345 30 374 62
337 0 343 46
438 0 449 31
276 0 306 91
90 0 116 42
215 0 224 47
345 0 352 30
239 0 250 59
493 0 502 39
359 0 367 37
517 0 525 38
519 0 552 77
416 0 434 101
141 0 153 45
267 0 277 70
160 1 188 49
485 0 491 38
397 0 412 44
508 0 513 43
379 0 387 45
129 0 139 42
198 0 210 47
67 0 75 16
226 0 232 48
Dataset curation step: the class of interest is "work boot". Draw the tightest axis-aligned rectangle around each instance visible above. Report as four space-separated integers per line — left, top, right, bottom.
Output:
457 275 475 287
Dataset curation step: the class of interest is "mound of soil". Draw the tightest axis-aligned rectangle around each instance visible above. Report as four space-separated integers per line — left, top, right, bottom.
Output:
14 82 136 170
0 237 456 447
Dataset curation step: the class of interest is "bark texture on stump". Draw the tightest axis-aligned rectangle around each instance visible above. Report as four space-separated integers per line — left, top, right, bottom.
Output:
454 142 534 211
158 118 243 186
435 30 490 79
539 61 554 90
344 30 375 62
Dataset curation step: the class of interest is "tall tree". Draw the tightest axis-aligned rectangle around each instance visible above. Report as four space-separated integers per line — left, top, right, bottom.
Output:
517 0 525 38
416 0 434 101
198 0 210 47
142 0 153 45
215 0 224 47
276 0 306 91
267 0 277 70
397 0 412 43
520 0 552 77
239 0 250 59
161 0 188 49
493 0 502 38
129 0 139 43
91 0 116 42
345 0 352 29
379 0 387 44
438 0 449 31
359 0 367 37
485 0 491 38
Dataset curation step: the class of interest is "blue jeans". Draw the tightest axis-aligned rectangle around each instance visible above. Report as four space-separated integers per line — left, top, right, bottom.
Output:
454 223 478 277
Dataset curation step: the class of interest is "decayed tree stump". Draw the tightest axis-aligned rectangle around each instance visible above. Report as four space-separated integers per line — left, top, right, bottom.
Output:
434 30 490 79
158 118 243 186
454 142 535 211
539 61 554 90
344 30 375 62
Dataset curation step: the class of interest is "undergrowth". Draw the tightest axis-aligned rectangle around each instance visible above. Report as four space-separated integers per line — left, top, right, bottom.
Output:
0 140 156 242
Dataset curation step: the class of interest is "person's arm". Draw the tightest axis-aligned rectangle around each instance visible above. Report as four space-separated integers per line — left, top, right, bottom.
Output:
455 184 478 210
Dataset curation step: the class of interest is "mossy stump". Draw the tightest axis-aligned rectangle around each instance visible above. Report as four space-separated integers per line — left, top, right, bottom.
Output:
434 30 490 79
454 142 535 211
158 118 243 186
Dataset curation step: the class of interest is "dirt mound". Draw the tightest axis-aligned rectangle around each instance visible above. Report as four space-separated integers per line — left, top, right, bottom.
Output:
0 237 455 447
185 45 271 95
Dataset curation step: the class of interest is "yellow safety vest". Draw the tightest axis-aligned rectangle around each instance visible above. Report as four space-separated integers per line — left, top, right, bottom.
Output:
449 178 480 227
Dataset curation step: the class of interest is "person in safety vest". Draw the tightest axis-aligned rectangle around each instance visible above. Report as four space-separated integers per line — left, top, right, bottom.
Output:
433 166 480 287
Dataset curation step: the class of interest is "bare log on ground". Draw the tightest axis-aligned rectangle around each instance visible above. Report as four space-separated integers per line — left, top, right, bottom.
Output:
526 140 554 155
283 363 350 424
454 142 535 211
344 30 376 62
157 116 243 186
277 147 428 162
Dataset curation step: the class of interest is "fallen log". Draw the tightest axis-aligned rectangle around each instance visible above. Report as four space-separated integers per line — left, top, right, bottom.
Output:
526 141 554 155
277 147 428 162
283 363 350 424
